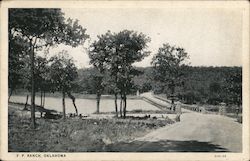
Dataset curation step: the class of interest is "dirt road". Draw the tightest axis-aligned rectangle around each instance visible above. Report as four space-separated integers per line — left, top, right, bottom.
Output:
135 108 242 152
106 109 241 152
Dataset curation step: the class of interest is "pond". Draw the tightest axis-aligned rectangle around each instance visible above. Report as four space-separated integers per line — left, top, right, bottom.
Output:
10 95 161 115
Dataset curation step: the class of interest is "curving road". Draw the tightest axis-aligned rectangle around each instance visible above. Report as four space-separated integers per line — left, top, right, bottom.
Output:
124 92 242 152
136 108 242 152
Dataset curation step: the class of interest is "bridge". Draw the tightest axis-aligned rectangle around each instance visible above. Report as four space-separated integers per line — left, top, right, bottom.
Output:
140 92 172 112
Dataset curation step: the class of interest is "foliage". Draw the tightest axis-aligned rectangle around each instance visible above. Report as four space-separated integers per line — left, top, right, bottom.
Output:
49 51 78 92
152 43 189 81
133 67 153 93
223 69 242 105
9 9 88 48
48 51 78 118
88 31 114 113
75 65 242 106
33 56 52 92
88 30 151 117
151 43 189 105
8 36 28 97
155 66 242 105
9 8 89 127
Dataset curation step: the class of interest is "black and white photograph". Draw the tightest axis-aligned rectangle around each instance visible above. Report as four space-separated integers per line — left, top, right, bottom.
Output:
0 0 249 160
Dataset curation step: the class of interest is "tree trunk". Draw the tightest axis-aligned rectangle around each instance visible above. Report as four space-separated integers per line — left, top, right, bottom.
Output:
96 92 101 114
62 91 66 120
42 91 45 108
40 91 43 118
123 93 127 118
119 94 123 117
170 79 175 111
8 88 13 102
114 93 118 117
40 90 43 107
67 92 78 115
30 42 36 129
24 94 29 110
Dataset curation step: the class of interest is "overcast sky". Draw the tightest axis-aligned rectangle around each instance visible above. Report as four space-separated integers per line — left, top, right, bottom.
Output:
48 8 242 68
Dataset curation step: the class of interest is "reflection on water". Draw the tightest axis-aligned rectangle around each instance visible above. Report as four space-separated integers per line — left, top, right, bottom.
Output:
10 95 160 115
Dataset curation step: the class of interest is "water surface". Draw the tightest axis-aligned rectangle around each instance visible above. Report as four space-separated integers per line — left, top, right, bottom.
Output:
10 95 160 115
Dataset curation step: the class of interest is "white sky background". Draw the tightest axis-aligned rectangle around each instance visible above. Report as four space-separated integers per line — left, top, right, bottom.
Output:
46 8 242 68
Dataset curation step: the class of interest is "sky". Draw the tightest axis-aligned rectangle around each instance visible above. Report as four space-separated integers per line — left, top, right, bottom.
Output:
47 8 243 68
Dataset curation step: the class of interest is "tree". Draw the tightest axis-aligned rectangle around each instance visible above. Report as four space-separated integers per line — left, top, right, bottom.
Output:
89 31 114 114
105 73 120 117
8 34 29 101
9 9 88 128
89 30 150 118
34 55 54 108
110 30 151 118
49 51 78 119
151 43 189 109
90 70 108 114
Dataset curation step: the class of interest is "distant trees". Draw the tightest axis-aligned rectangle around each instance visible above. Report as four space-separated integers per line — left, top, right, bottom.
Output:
149 65 241 105
208 82 222 104
76 66 242 106
89 30 150 118
133 67 153 93
223 69 242 105
151 43 189 108
9 9 88 128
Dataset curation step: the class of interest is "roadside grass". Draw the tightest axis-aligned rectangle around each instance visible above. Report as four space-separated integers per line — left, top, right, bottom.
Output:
8 105 174 152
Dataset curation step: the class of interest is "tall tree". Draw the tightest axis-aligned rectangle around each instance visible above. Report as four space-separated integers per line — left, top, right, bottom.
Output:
9 9 88 128
112 30 150 118
49 51 78 119
151 43 189 110
89 31 113 114
89 30 150 118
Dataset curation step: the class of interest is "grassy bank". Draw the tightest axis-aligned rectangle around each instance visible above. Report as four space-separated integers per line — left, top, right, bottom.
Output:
8 104 174 152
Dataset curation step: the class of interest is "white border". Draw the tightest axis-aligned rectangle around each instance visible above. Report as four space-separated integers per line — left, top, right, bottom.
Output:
0 1 249 161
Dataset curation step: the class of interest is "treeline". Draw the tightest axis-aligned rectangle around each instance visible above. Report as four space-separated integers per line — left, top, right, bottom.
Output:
76 66 242 106
135 66 242 105
75 68 139 95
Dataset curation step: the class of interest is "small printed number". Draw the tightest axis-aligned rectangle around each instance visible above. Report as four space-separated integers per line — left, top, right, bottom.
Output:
214 154 226 158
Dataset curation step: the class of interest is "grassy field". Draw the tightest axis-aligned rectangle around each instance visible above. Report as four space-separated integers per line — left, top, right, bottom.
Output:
8 104 174 152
